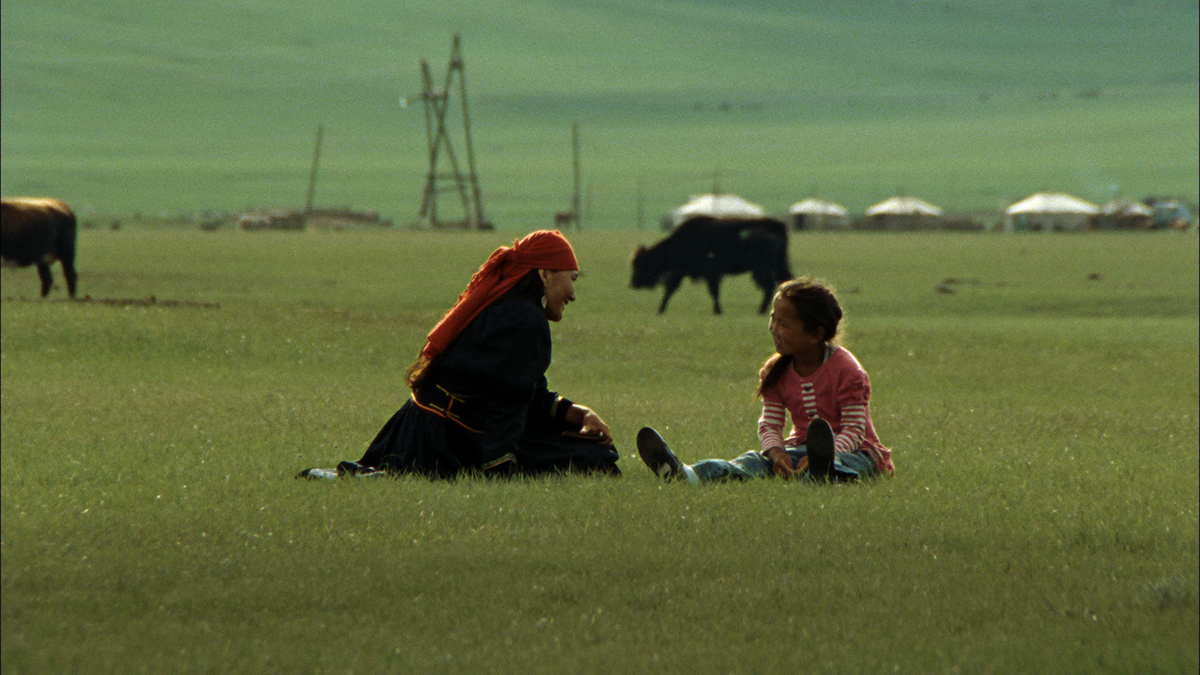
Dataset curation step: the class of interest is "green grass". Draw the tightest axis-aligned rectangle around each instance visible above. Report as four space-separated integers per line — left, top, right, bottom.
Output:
1 0 1196 224
1 229 1197 673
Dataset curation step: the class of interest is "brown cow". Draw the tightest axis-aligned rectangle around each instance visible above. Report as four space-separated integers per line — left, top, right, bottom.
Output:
1 197 79 298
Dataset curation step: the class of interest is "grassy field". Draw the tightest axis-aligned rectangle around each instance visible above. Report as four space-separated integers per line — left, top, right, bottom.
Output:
2 0 1197 224
1 229 1197 673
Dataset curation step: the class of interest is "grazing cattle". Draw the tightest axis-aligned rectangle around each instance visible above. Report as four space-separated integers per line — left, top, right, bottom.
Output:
631 216 792 314
1 197 79 298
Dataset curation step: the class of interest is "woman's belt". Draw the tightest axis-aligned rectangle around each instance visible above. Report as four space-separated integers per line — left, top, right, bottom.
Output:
411 384 484 433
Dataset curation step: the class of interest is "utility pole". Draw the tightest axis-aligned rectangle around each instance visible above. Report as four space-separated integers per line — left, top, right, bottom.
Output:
305 123 323 213
571 122 581 228
636 175 645 230
458 37 487 229
554 122 583 229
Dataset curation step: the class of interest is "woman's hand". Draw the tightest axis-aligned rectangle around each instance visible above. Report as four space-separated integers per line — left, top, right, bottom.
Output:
569 405 614 445
764 446 799 479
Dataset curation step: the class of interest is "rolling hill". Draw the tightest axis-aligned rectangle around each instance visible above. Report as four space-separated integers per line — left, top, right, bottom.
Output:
1 0 1196 227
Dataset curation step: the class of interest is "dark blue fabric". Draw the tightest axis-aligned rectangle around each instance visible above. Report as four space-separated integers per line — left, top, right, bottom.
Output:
354 296 619 478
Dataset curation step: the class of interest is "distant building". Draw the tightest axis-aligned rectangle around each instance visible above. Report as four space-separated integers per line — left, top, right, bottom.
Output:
1147 200 1195 230
665 193 766 229
1004 193 1098 232
238 210 305 231
788 198 849 231
238 208 392 231
1097 200 1154 230
858 196 944 230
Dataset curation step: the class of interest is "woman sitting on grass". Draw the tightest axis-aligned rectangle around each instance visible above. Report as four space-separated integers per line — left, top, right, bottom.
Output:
637 278 894 483
300 230 619 480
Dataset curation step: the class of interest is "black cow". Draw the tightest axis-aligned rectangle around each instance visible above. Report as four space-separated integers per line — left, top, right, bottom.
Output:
1 197 79 298
631 216 793 314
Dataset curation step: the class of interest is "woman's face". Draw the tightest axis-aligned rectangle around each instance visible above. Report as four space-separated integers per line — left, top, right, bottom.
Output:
540 269 579 321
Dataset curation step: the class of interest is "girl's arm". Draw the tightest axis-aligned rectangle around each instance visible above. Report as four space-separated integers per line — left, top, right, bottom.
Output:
758 399 786 451
834 404 868 454
833 368 872 453
759 399 798 478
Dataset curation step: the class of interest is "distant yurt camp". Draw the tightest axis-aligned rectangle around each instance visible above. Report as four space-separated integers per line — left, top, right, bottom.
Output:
1097 200 1154 230
859 196 944 230
788 198 849 230
665 193 766 229
1004 193 1098 232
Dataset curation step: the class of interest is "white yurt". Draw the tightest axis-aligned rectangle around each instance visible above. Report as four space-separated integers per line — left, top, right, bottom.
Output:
860 196 944 230
788 198 849 231
666 193 766 228
1004 192 1098 232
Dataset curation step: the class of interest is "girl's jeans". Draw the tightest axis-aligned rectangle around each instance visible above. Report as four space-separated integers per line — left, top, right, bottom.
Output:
691 445 878 482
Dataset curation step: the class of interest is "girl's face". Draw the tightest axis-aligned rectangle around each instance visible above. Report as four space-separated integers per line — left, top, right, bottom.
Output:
769 295 824 356
540 269 578 322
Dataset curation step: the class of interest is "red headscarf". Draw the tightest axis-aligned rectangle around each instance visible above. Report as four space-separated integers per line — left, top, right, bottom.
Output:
421 230 578 360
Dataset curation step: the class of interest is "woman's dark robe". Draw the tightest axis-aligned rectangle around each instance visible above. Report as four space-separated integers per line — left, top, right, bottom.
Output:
348 295 620 478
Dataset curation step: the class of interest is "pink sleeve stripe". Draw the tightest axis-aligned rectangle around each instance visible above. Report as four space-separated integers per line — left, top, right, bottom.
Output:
759 401 787 450
760 431 785 452
759 401 786 416
834 410 867 452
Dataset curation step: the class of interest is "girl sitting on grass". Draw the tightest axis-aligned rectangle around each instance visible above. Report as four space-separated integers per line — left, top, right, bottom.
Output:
637 277 894 483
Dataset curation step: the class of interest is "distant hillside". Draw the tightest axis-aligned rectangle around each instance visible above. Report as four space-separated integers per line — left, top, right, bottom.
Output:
2 0 1196 226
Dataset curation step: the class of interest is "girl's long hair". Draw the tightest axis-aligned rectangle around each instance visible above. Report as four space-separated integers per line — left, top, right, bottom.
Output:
756 278 843 398
405 270 546 389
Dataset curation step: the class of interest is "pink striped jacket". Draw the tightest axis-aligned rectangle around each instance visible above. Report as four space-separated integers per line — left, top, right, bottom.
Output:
759 346 895 474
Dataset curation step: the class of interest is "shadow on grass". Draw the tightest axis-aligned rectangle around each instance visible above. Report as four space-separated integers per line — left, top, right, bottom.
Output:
4 295 220 309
